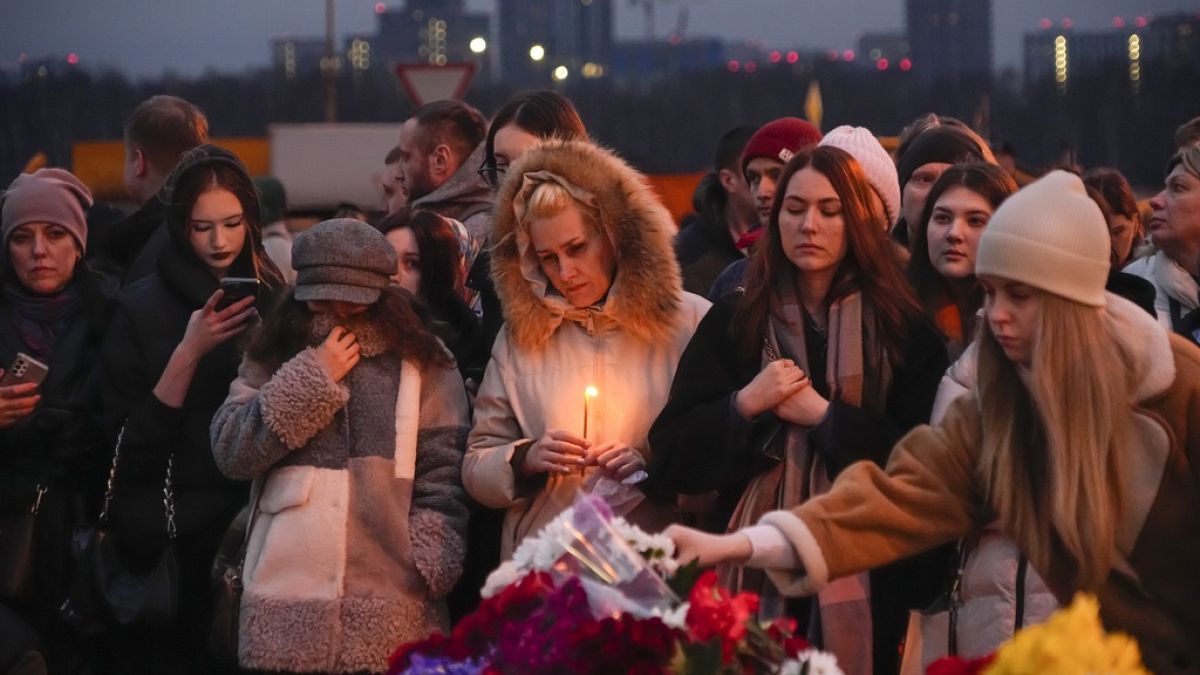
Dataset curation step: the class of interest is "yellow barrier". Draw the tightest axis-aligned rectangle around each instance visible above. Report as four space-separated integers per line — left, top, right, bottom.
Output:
68 136 709 222
71 137 270 201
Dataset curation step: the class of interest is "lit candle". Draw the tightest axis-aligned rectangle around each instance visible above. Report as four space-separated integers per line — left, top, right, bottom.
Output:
582 386 598 475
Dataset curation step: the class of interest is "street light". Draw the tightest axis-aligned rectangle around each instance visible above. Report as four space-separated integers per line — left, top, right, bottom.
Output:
553 65 569 80
529 44 546 61
470 37 487 53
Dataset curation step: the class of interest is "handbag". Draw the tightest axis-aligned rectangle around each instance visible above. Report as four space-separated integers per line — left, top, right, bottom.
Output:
59 425 179 632
207 479 261 665
0 485 46 602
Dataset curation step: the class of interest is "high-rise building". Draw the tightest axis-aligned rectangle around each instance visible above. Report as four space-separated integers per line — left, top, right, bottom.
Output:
498 0 614 86
1023 13 1199 94
271 37 328 80
374 0 490 77
905 0 992 86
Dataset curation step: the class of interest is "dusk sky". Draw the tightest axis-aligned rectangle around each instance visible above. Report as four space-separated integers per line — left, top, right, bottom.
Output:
3 0 1198 79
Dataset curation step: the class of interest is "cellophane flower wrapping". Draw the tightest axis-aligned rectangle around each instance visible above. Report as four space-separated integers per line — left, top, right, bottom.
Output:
390 491 841 675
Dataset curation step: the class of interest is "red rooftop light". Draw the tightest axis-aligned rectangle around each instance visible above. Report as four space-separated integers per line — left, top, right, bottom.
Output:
786 51 799 64
842 49 855 61
899 58 912 71
66 53 79 65
769 50 781 63
1061 18 1074 28
876 58 889 70
1039 18 1052 29
1135 16 1147 27
1113 17 1126 28
744 60 758 73
727 60 740 72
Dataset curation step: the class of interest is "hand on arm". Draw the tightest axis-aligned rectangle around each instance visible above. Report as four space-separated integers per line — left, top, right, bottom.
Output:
772 381 829 427
153 290 257 408
734 359 808 419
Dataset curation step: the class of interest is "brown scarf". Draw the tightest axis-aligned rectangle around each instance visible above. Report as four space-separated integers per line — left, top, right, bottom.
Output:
720 274 892 675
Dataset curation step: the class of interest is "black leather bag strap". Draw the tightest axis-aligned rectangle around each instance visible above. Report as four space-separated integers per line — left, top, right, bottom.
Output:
1014 553 1029 632
946 539 972 656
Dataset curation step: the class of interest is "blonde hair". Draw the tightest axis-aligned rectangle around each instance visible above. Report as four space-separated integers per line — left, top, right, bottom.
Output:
522 180 576 223
976 293 1133 588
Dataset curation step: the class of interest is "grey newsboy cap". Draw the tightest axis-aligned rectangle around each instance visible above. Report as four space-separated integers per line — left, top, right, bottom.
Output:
292 218 397 304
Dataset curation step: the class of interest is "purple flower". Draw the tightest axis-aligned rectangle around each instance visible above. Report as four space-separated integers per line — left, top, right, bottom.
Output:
401 653 488 675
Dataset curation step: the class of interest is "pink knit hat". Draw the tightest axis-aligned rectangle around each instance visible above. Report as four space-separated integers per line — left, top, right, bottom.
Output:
1 168 93 252
819 125 901 225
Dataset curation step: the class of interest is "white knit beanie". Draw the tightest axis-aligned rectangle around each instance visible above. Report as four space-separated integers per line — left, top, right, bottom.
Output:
819 125 901 225
975 171 1110 307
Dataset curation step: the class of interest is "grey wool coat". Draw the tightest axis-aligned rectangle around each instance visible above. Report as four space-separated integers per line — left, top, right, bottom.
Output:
211 330 470 673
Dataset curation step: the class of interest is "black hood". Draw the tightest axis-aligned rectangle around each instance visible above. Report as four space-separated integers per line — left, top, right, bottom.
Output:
155 144 277 307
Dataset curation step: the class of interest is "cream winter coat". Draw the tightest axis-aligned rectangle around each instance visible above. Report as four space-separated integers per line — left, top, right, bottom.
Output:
463 141 710 559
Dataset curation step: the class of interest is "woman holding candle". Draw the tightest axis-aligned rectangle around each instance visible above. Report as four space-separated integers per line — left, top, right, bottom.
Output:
645 146 949 675
462 140 710 559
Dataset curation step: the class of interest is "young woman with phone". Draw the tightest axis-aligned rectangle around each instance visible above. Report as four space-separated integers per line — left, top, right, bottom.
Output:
95 144 283 671
0 168 116 670
211 219 470 673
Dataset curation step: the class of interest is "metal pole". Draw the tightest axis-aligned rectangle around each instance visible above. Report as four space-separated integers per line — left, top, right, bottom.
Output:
324 0 337 122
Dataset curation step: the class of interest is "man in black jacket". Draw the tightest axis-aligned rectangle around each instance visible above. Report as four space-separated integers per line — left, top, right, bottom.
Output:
674 126 757 296
87 95 208 284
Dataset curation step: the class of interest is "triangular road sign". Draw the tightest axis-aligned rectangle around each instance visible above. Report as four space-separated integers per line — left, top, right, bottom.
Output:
394 62 476 107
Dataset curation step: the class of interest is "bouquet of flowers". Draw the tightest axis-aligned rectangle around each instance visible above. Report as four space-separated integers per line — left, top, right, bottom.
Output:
928 593 1148 675
388 492 842 675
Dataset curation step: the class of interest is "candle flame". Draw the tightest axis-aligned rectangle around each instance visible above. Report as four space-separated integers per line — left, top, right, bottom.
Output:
585 386 599 398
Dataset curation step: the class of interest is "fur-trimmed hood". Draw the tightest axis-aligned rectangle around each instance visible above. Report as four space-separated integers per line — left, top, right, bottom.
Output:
490 140 684 350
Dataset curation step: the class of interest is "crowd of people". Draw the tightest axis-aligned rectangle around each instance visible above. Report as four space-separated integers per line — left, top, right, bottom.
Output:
0 90 1198 675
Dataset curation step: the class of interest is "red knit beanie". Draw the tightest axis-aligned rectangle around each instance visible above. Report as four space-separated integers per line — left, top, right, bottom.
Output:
740 117 823 177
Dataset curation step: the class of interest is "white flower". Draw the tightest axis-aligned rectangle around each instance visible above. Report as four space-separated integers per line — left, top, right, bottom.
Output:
480 561 521 599
779 650 845 675
649 602 690 630
611 518 679 577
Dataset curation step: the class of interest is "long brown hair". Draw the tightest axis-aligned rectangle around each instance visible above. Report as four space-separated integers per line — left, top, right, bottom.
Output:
976 293 1132 588
735 146 923 361
244 286 453 373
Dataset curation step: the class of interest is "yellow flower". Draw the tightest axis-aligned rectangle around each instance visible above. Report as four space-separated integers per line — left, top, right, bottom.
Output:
985 593 1148 675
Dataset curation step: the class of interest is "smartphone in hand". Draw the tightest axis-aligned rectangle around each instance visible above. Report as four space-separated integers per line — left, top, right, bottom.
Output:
0 352 49 389
215 277 260 311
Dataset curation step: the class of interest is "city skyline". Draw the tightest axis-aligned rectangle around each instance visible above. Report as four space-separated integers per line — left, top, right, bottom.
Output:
3 0 1197 79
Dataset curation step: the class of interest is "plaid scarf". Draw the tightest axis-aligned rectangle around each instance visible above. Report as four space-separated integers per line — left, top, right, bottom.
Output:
720 273 892 675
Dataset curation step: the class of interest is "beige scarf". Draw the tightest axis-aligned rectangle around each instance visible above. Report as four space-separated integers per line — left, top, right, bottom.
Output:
720 275 892 675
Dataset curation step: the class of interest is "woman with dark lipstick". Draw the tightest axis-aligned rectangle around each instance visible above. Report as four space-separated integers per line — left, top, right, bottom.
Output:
95 145 284 672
